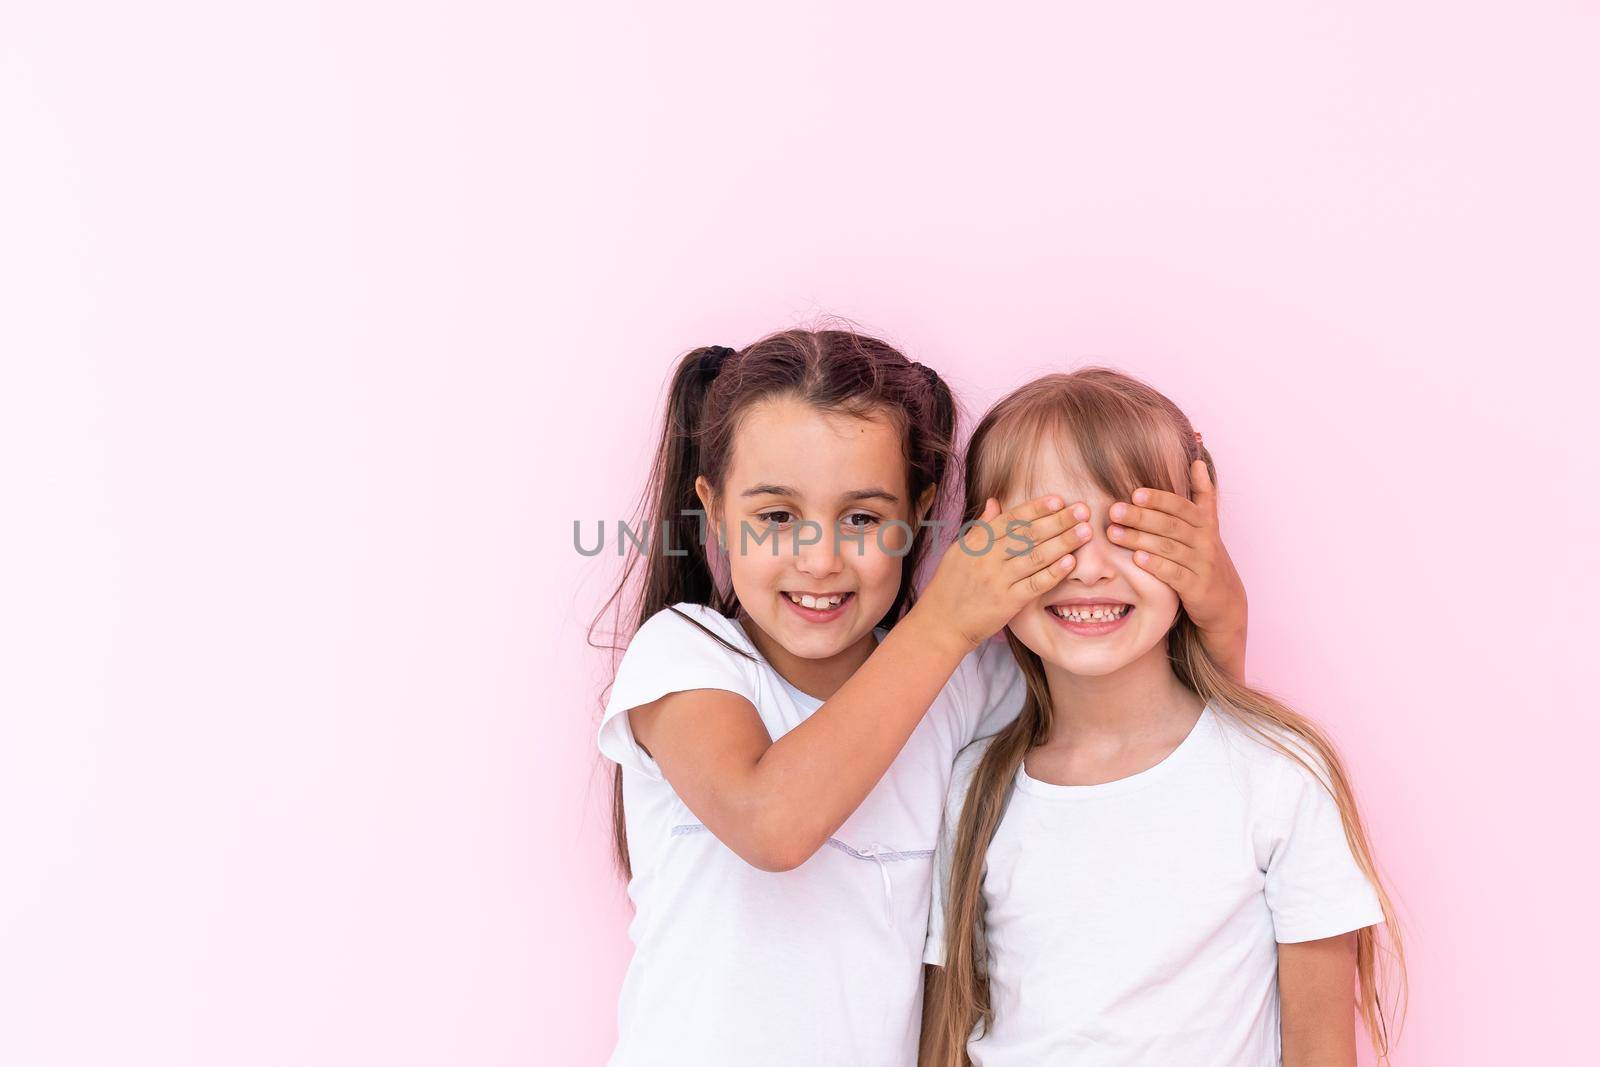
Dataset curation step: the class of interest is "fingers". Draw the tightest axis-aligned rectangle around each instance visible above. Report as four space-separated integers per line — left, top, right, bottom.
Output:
1003 523 1087 588
1107 521 1193 565
1132 548 1198 593
1003 494 1077 526
958 498 1003 553
972 496 1084 558
1021 553 1076 596
955 495 1093 607
998 501 1088 551
1002 509 1092 565
1107 500 1196 548
1124 486 1205 528
1189 459 1218 519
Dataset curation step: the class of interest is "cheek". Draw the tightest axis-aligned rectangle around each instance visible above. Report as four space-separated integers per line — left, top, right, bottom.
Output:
725 544 784 589
876 519 916 556
1120 557 1180 623
852 537 906 600
1006 610 1052 654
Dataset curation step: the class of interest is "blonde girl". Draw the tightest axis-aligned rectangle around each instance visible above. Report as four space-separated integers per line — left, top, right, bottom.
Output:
923 369 1405 1066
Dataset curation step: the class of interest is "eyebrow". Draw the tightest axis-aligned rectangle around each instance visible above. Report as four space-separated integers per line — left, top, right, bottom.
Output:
740 483 902 505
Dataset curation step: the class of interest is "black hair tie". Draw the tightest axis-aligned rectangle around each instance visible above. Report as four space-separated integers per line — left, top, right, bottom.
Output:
700 345 736 383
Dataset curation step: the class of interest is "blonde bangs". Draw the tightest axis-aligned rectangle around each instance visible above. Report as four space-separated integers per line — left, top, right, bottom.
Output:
964 370 1196 523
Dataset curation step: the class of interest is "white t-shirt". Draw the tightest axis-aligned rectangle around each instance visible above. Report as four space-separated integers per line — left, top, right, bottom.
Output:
925 702 1383 1067
598 602 1026 1067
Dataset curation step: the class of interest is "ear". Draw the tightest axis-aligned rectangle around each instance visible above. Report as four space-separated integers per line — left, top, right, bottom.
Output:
915 482 938 524
693 475 722 546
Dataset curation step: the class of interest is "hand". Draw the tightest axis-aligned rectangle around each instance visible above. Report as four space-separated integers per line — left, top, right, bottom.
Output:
1106 459 1248 677
915 495 1092 655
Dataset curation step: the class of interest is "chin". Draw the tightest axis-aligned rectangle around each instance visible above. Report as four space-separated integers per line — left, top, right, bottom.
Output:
1045 647 1143 676
764 612 863 658
779 631 850 659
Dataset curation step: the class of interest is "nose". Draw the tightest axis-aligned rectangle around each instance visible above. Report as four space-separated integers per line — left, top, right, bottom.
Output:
793 521 844 579
1067 523 1116 586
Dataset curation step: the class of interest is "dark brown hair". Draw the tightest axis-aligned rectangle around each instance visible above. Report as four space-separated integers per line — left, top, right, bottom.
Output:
589 327 958 877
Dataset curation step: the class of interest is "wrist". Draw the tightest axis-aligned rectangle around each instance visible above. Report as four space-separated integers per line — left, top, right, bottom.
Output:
1201 617 1247 643
1197 615 1248 679
902 601 979 665
1196 601 1247 640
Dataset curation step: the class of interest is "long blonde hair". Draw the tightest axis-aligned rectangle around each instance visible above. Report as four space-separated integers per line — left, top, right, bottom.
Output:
922 369 1407 1065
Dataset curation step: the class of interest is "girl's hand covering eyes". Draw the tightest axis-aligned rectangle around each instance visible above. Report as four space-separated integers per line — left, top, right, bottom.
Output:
1106 459 1249 679
913 495 1093 656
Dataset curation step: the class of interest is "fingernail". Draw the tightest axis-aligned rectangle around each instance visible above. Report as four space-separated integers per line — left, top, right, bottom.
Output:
1109 525 1124 538
1110 503 1127 520
1055 555 1074 571
1133 489 1149 505
1075 523 1091 538
1047 496 1063 510
1135 550 1149 564
1073 504 1089 520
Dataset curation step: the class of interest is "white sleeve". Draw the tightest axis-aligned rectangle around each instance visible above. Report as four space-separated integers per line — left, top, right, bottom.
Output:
596 606 760 781
924 740 990 967
959 637 1027 747
1263 750 1386 943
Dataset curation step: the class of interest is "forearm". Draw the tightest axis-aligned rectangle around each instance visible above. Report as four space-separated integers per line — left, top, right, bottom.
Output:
1278 934 1358 1067
1281 1026 1355 1067
646 495 1079 871
740 609 971 862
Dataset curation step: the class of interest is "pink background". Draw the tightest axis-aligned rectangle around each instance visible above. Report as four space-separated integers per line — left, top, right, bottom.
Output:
4 2 1597 1064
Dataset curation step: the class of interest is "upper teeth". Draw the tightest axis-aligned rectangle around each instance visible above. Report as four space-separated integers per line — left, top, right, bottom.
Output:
788 592 846 609
1050 604 1129 621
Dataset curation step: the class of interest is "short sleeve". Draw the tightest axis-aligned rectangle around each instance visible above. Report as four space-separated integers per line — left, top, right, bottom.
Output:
924 739 991 967
959 637 1026 747
597 605 760 781
1262 750 1385 943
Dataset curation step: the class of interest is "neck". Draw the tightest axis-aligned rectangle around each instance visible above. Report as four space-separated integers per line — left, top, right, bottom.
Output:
738 614 879 700
1041 639 1202 744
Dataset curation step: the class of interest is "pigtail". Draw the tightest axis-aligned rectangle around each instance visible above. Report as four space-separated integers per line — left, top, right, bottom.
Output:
589 344 740 878
639 346 739 623
897 360 960 618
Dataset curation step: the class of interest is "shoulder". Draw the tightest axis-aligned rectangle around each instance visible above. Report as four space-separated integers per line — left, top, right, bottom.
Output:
629 602 753 659
952 635 1026 738
965 633 1020 685
1207 701 1339 799
608 603 762 711
946 736 998 812
952 734 996 780
601 604 763 766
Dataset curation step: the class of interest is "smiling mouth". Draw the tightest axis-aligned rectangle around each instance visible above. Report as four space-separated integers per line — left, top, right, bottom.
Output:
783 591 853 610
1046 603 1132 622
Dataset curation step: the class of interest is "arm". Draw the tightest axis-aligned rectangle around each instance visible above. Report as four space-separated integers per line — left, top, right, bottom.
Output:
1278 932 1359 1067
631 496 1089 872
1107 458 1249 679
